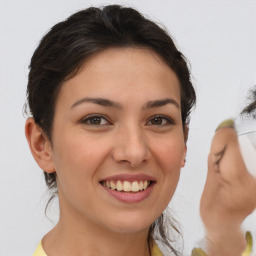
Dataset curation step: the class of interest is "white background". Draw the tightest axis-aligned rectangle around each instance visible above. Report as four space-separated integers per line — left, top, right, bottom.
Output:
0 0 256 255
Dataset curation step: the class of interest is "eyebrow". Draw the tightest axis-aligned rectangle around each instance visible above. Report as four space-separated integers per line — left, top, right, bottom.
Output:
143 98 180 109
71 97 179 109
71 97 122 109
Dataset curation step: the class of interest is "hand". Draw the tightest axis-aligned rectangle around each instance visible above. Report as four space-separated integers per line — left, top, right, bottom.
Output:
200 121 256 255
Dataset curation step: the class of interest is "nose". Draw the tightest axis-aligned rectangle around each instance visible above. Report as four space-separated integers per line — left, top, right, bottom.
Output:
112 126 151 168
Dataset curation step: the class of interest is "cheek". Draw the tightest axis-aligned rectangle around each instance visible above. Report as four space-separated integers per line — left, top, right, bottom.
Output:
54 132 110 168
152 136 185 172
52 135 110 192
152 135 184 201
149 144 182 218
53 136 112 213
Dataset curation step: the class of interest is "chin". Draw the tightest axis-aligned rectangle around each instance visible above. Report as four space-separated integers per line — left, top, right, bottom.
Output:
103 211 157 234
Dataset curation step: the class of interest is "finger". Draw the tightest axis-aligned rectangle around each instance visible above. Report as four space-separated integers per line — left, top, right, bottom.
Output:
211 120 248 181
210 146 227 173
200 152 222 203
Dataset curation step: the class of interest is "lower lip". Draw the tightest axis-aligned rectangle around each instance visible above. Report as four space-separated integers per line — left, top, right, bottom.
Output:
101 183 154 203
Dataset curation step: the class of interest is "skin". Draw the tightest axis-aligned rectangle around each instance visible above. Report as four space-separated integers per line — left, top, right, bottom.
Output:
26 47 187 256
200 126 256 256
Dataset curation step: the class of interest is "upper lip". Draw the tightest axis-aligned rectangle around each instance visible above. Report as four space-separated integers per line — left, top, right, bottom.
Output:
100 173 156 182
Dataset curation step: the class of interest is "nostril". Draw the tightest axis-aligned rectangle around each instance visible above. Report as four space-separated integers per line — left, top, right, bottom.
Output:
111 132 151 167
112 149 151 168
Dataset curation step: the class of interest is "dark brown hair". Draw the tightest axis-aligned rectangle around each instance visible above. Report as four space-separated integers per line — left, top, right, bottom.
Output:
241 87 256 116
26 5 196 255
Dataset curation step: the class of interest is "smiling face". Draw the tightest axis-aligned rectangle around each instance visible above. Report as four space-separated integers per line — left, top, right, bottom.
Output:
48 47 187 234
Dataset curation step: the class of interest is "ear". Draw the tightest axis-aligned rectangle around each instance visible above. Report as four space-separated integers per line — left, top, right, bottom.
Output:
25 118 55 173
181 124 189 167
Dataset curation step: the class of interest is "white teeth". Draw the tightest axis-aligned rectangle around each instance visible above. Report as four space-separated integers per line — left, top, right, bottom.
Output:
143 181 148 190
139 181 144 191
123 181 131 192
102 180 151 192
116 180 122 191
110 181 116 190
131 181 139 192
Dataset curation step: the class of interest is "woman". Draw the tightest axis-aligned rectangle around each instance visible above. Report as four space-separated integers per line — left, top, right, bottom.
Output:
25 5 195 256
25 4 255 256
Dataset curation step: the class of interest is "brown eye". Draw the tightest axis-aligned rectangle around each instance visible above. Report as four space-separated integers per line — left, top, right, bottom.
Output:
151 117 164 125
147 115 174 126
82 115 110 126
89 117 102 125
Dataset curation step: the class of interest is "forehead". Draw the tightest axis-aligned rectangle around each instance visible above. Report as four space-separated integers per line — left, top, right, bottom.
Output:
57 47 181 109
79 47 176 82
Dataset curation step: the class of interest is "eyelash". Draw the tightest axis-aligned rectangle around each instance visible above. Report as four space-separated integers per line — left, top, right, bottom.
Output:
81 114 111 126
146 115 174 126
80 114 174 126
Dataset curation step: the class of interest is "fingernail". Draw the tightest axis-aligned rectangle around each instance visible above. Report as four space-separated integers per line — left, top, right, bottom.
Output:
215 119 234 132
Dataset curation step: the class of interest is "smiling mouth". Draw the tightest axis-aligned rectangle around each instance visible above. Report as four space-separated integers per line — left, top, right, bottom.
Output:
100 180 153 192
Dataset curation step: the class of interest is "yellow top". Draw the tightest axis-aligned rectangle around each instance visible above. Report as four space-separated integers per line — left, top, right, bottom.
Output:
191 231 253 256
33 232 253 256
33 240 163 256
33 241 47 256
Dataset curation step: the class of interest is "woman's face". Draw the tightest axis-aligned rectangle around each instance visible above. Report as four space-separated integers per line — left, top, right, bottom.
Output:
49 47 187 233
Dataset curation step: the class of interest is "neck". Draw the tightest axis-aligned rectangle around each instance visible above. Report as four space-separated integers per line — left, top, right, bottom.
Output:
42 208 151 256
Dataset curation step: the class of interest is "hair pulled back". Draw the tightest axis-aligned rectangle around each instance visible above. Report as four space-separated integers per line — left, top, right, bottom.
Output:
26 5 196 255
